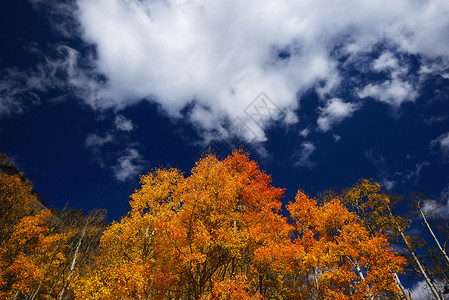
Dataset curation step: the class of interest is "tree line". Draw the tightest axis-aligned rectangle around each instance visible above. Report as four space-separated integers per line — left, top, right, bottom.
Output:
0 150 448 299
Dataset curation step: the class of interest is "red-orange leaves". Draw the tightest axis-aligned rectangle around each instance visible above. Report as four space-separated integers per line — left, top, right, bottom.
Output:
72 151 405 300
75 150 291 299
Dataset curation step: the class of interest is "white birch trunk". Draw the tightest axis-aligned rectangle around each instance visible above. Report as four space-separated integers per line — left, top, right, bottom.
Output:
398 227 444 300
393 272 410 300
11 290 20 300
347 256 374 300
58 227 86 300
419 205 449 266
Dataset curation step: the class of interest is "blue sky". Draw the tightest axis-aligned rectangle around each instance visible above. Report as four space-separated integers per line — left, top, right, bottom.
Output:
1 0 449 231
2 1 449 296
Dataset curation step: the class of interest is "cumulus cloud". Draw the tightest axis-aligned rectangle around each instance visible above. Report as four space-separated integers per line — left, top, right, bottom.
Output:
372 52 399 72
112 148 146 182
114 115 134 132
293 141 316 168
317 98 359 132
6 0 447 147
84 115 145 181
357 51 419 107
68 0 449 143
357 76 417 107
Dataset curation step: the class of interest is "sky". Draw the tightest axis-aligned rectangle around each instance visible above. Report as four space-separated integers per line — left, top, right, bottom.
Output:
1 0 449 224
1 0 449 296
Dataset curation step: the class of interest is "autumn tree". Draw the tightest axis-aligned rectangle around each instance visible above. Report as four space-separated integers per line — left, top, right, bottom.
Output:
410 193 449 266
340 179 445 300
0 173 68 299
407 193 449 297
48 207 107 300
0 173 37 244
72 150 291 299
286 190 406 299
72 151 409 299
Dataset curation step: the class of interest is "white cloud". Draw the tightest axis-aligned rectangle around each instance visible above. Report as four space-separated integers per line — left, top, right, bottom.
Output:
405 161 430 183
357 50 420 107
424 115 448 125
0 44 104 118
317 98 359 132
315 72 341 99
5 0 446 146
85 135 148 182
299 127 311 138
0 75 40 116
421 184 449 218
357 69 418 107
409 280 446 300
0 45 78 116
409 280 432 300
293 141 316 168
431 132 449 154
332 134 341 142
381 178 396 191
85 133 113 148
69 0 449 142
114 115 134 132
372 52 399 72
29 0 80 38
112 148 146 182
283 109 299 125
421 199 449 218
441 185 449 202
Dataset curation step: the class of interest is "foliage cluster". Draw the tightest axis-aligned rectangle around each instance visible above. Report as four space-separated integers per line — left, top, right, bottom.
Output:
1 150 447 299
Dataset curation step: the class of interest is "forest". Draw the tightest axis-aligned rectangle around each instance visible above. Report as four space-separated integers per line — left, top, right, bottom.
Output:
0 150 448 299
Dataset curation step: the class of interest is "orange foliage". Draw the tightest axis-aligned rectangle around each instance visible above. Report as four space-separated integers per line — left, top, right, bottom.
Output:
0 152 406 299
287 191 405 299
0 174 67 299
73 151 405 299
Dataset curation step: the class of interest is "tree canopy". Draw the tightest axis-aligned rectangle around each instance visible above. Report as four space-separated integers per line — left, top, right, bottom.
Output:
3 150 436 299
70 150 406 299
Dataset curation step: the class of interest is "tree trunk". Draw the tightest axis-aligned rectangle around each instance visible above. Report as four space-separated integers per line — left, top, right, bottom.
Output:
58 227 86 300
11 290 20 300
28 236 66 300
398 227 444 300
347 256 374 300
392 272 410 300
419 204 449 266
